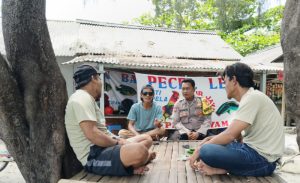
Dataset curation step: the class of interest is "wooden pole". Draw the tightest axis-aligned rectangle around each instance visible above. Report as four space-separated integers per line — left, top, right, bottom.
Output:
281 82 286 126
98 63 105 115
260 71 267 94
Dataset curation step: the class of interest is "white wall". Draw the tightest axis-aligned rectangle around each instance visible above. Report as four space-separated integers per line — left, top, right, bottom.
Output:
56 56 76 97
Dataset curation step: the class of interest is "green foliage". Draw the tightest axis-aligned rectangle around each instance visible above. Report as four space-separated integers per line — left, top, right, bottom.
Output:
221 5 284 56
135 0 257 31
222 30 280 56
133 0 217 30
259 5 284 31
134 1 284 56
214 0 257 32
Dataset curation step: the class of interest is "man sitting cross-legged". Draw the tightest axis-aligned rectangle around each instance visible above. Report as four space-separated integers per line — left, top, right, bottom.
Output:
189 63 284 177
169 78 212 141
65 64 156 176
119 84 166 140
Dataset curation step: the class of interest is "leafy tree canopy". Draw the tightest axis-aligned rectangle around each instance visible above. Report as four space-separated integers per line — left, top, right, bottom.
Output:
222 5 283 55
134 0 284 56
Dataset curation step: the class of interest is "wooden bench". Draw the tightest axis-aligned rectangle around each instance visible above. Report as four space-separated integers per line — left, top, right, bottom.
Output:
58 141 286 183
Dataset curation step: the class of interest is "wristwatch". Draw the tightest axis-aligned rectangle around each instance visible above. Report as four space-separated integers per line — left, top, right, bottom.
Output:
112 137 119 145
198 133 205 138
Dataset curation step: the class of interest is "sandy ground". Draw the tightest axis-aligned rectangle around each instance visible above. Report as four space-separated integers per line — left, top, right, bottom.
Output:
277 130 300 183
0 162 25 183
0 130 299 183
0 139 25 183
278 170 300 183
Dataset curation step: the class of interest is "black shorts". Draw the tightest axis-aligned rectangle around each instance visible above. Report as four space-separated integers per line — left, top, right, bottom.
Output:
84 145 133 176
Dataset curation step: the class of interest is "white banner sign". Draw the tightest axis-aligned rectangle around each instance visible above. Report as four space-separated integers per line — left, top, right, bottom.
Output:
135 73 237 129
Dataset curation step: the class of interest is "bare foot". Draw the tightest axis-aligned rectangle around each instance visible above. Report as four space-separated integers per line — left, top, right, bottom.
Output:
197 160 227 175
144 151 156 165
133 166 149 175
148 151 156 162
151 134 160 141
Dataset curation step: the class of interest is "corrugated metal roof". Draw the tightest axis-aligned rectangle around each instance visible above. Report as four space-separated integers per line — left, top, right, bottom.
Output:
0 20 79 56
47 20 79 56
0 19 242 60
62 55 282 72
249 62 283 72
241 44 283 64
76 20 242 61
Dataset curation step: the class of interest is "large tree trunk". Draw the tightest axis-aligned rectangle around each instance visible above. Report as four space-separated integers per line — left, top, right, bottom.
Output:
0 0 81 182
281 0 300 151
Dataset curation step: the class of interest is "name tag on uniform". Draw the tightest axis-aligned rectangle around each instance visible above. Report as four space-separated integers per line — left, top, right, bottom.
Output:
179 109 188 117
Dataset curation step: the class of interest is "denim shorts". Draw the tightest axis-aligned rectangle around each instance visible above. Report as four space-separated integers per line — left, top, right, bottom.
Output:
200 142 277 176
84 145 133 176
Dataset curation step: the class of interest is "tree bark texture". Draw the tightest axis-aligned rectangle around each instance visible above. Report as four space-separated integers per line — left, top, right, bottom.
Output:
281 0 300 151
0 0 81 182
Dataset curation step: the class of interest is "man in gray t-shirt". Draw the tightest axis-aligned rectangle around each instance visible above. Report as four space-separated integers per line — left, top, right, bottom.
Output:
65 64 156 176
189 63 284 177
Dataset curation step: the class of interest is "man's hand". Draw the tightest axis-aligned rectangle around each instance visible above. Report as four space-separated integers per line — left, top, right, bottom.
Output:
188 132 199 140
133 131 140 136
195 110 203 116
118 138 129 145
189 147 200 169
154 118 163 128
198 136 213 147
189 138 208 169
236 133 243 143
128 120 140 136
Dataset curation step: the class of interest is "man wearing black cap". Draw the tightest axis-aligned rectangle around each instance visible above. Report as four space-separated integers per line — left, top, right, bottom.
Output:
65 64 155 176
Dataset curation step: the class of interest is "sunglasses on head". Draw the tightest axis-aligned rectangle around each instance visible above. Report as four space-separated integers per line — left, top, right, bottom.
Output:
142 91 154 96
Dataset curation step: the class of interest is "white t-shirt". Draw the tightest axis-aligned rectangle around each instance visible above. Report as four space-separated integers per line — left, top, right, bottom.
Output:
234 88 284 162
65 89 109 165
